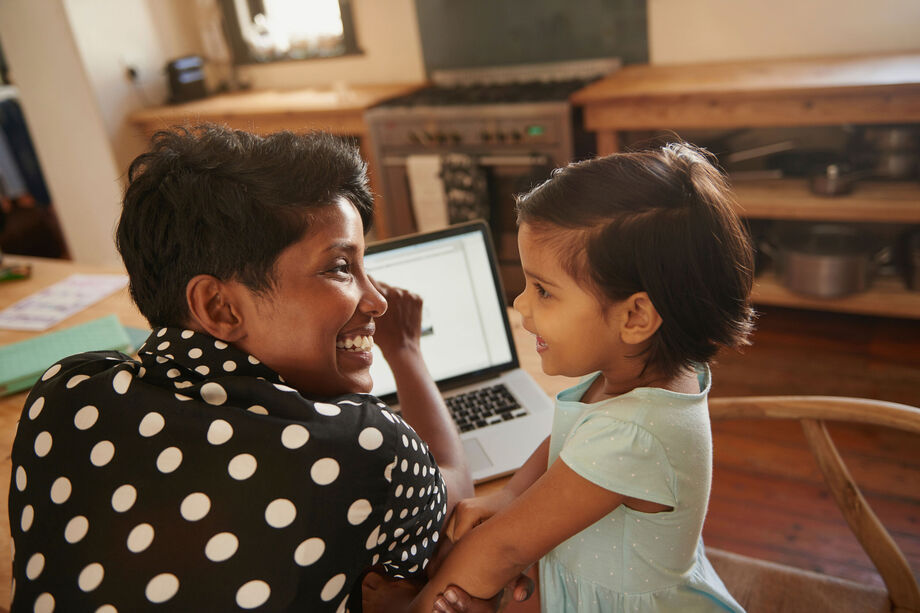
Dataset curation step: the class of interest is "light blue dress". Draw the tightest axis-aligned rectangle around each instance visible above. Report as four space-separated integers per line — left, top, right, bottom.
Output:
538 366 745 612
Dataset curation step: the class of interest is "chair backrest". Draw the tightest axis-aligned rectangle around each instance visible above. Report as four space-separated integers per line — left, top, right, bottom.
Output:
708 396 920 613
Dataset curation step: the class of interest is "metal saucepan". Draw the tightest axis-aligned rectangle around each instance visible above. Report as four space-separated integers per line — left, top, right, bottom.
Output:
764 223 889 298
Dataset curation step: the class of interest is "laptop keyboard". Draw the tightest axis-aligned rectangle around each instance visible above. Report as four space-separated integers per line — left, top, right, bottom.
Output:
446 384 528 433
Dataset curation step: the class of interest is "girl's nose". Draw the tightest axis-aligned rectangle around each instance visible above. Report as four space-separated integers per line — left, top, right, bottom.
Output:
513 291 527 316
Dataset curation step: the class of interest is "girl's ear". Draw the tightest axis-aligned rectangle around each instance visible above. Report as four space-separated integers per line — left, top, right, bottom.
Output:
619 292 663 345
185 275 247 342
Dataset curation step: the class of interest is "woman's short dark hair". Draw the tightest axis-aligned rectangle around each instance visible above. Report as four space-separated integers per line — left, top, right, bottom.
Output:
116 124 374 328
515 143 755 379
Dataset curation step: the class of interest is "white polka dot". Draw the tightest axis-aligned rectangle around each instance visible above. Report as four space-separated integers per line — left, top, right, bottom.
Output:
156 328 167 337
336 595 350 613
236 580 270 609
90 441 115 467
66 374 90 389
26 552 44 579
180 492 211 521
215 340 228 349
157 341 170 351
34 592 54 613
228 454 257 480
248 355 260 364
310 458 339 485
112 370 133 395
294 537 325 566
394 485 403 498
358 427 383 451
281 424 309 449
174 380 193 389
200 382 227 405
155 356 167 364
156 447 183 473
400 459 408 472
207 419 233 445
181 330 194 339
401 434 409 447
166 368 180 379
187 347 203 359
274 383 296 392
365 525 381 550
195 365 210 375
223 360 237 372
74 405 99 430
321 574 346 602
20 505 34 531
78 563 104 592
15 466 26 491
205 532 238 562
50 477 72 504
145 573 179 603
347 499 372 525
127 523 154 553
95 606 117 613
248 405 268 415
111 484 137 513
65 516 89 543
314 402 341 416
34 431 53 457
41 363 62 381
175 393 191 401
28 397 45 420
138 412 164 437
265 498 296 528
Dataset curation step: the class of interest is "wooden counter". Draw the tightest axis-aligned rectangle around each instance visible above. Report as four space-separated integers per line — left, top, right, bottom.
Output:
570 52 920 319
0 255 572 610
127 83 425 239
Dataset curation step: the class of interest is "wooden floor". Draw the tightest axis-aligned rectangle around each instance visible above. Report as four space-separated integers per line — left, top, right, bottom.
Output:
704 304 920 589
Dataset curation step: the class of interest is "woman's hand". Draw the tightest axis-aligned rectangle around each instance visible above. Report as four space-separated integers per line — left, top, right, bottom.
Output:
371 278 423 358
432 576 536 612
445 489 516 543
362 571 533 613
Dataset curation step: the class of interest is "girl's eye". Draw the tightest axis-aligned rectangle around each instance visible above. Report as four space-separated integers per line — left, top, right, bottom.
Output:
534 283 550 299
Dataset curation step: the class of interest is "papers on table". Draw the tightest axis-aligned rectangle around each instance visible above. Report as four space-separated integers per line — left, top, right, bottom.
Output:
0 274 129 331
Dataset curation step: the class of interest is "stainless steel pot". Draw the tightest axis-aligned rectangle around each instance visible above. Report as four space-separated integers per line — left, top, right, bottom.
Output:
768 224 887 298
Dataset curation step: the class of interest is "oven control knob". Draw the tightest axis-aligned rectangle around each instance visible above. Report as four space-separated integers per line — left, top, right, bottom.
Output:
408 131 421 144
450 132 462 144
436 132 448 144
480 131 492 142
496 131 506 142
511 130 522 142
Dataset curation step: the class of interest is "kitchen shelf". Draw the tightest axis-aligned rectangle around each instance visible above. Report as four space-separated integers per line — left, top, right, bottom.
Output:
752 272 920 319
732 179 920 223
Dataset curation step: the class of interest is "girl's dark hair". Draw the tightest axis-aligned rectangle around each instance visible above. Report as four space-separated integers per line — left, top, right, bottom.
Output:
116 124 373 327
515 143 755 380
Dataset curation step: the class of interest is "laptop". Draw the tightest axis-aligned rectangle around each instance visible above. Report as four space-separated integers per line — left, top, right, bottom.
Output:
365 221 554 483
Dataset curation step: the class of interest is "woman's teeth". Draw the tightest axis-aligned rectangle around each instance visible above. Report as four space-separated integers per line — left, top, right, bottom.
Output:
337 335 373 351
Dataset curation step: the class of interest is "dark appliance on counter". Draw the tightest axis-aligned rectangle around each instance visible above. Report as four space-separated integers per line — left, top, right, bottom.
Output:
364 58 620 298
166 56 207 104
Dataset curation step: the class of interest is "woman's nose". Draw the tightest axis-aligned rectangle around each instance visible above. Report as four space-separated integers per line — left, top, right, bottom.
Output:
361 278 388 317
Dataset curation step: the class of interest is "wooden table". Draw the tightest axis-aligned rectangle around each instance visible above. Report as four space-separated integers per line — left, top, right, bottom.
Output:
0 255 571 609
127 83 425 239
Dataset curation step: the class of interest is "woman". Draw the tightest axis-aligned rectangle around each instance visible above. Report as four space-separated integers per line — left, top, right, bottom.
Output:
8 125 486 612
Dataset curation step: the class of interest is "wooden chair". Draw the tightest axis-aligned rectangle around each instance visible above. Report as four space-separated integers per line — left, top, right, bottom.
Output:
705 396 920 613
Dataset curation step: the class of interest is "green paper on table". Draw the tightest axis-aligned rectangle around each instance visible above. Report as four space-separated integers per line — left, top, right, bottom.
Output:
0 315 133 396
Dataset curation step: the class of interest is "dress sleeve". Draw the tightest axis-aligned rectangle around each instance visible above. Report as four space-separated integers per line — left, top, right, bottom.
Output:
559 411 677 508
363 403 448 579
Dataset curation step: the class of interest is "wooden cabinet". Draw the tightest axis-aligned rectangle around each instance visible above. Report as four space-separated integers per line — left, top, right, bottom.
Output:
127 83 424 239
571 53 920 319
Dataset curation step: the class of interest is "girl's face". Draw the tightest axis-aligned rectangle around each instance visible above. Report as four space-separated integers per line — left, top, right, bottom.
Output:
233 198 387 397
513 223 630 381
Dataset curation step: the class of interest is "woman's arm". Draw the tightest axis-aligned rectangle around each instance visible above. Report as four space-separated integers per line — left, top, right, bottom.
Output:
410 458 629 612
372 280 474 511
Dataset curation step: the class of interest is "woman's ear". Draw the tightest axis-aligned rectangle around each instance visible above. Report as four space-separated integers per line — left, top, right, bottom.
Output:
185 275 247 342
619 292 663 345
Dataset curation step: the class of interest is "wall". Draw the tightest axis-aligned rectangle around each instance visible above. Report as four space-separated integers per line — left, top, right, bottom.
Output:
649 0 920 64
234 0 425 89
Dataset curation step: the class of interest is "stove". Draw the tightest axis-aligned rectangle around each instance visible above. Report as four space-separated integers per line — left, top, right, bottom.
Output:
364 58 621 298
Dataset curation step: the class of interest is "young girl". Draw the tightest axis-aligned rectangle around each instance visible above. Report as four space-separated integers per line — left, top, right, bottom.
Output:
412 143 754 612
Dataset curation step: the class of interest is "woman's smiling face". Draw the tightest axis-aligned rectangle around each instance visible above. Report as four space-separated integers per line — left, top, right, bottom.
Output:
233 198 387 396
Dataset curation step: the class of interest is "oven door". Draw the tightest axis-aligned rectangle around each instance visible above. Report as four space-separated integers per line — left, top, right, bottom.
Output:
379 153 554 299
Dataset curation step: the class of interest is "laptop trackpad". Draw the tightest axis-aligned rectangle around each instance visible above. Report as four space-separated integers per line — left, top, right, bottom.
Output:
462 438 493 473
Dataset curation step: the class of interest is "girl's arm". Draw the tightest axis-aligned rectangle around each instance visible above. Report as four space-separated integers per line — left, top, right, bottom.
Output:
410 457 629 612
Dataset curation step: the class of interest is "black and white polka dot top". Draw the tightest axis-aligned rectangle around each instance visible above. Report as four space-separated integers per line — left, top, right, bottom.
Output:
8 327 447 612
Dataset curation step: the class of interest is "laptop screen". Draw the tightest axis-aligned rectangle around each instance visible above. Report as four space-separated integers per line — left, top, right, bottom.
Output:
364 222 518 400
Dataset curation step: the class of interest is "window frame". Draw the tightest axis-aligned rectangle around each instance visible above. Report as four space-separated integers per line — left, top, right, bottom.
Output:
218 0 362 65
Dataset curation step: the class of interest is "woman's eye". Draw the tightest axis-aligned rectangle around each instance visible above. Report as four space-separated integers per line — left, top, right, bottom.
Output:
328 260 351 276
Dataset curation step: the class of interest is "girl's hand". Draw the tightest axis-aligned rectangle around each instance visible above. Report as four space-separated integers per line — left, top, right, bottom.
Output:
433 576 536 612
445 489 516 542
371 278 423 358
